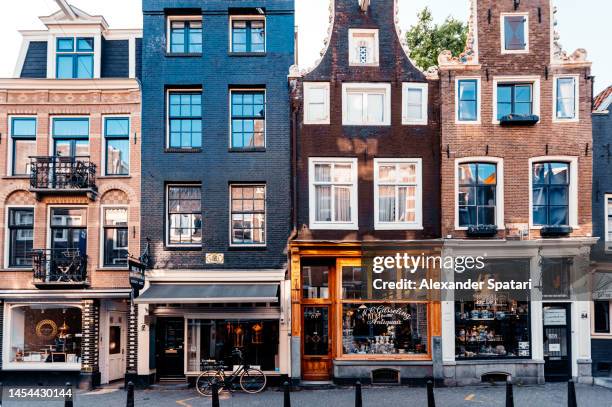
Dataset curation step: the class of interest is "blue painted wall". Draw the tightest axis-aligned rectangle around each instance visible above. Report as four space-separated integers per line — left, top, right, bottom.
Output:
141 0 294 270
20 41 47 78
101 39 129 78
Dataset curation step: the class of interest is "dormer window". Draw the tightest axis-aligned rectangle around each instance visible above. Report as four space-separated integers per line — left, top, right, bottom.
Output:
56 37 94 79
501 13 529 53
349 29 379 66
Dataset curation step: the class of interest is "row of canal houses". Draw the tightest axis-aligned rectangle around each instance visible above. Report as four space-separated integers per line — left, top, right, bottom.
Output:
0 0 611 389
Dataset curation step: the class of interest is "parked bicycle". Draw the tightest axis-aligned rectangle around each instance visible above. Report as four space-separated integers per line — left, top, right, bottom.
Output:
196 348 267 396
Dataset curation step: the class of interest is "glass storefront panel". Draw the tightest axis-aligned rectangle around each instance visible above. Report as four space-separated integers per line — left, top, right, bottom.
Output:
9 305 82 365
342 303 428 355
186 319 279 372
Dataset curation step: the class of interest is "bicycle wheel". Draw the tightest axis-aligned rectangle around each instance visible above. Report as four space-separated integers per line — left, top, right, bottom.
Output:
196 372 224 397
239 367 267 394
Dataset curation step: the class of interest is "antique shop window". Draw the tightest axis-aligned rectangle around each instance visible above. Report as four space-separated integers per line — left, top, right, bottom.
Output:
532 162 570 227
56 37 94 79
7 208 34 268
102 207 128 267
10 117 36 176
168 17 202 54
374 159 422 230
458 162 497 227
402 83 428 125
541 258 571 299
348 29 379 66
230 90 265 149
455 260 531 359
186 319 279 372
230 17 265 53
167 185 202 246
303 82 330 125
104 117 130 175
457 79 479 122
594 301 611 334
555 77 578 120
230 184 266 245
8 305 82 366
167 90 202 149
502 14 528 53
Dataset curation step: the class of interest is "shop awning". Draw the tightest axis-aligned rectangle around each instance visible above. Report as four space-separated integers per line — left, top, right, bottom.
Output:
135 283 279 304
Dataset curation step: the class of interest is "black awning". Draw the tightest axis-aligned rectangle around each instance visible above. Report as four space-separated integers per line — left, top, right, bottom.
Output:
134 283 279 304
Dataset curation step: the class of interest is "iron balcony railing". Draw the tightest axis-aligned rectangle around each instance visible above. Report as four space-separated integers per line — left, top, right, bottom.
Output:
29 156 97 191
32 249 88 286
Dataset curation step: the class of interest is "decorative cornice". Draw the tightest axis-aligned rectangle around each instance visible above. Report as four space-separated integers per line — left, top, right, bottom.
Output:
551 5 590 67
0 78 141 91
438 0 479 69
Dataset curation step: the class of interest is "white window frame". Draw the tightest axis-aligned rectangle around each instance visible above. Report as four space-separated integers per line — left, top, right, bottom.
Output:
348 28 379 66
500 12 529 54
7 115 37 177
454 157 505 231
402 83 428 125
102 115 131 177
308 157 358 230
3 205 34 270
455 77 481 125
99 205 129 269
46 205 87 251
605 194 612 251
374 158 423 230
342 83 391 126
303 82 331 125
228 184 267 248
166 88 202 150
48 33 102 79
528 156 578 230
553 75 580 123
228 15 267 53
165 184 202 248
492 76 541 125
166 15 203 54
228 88 267 149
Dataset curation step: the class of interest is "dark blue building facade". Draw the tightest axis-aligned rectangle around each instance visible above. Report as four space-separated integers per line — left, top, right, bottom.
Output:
137 0 294 384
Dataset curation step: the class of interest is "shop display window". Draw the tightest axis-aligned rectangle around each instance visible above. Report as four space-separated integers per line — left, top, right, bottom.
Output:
186 319 279 372
9 305 82 365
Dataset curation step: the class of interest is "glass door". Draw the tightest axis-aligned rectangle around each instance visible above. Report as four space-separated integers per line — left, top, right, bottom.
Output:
543 303 572 381
49 208 87 281
302 306 331 381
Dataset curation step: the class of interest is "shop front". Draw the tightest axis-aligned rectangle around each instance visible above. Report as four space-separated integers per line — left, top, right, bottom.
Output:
290 243 442 385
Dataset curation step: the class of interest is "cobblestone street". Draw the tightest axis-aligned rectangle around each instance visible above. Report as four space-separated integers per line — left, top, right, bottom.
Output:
5 383 612 407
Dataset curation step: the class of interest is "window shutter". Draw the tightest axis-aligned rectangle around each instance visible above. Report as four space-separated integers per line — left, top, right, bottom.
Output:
504 16 526 50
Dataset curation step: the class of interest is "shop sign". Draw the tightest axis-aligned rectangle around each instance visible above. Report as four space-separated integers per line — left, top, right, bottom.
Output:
544 308 567 326
359 305 411 326
206 253 224 265
129 258 146 291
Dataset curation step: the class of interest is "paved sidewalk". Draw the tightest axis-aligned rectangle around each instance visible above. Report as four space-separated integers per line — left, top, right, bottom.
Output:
4 382 612 407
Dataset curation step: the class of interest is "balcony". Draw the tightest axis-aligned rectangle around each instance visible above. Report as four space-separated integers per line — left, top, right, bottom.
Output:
32 249 88 288
29 156 97 200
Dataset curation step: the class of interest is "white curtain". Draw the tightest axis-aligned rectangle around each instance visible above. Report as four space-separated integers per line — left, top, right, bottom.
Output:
315 186 331 222
335 186 351 222
378 186 395 222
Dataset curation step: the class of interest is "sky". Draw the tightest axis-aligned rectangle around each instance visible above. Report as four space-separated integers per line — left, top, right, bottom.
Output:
0 0 609 94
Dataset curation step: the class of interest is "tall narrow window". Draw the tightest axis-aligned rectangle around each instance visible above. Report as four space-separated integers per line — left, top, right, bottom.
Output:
104 118 130 175
594 301 611 334
10 117 36 175
167 185 202 245
458 163 497 227
304 82 330 124
457 79 478 122
231 18 265 53
374 159 421 229
402 83 428 125
231 90 265 149
56 37 94 79
168 18 202 54
503 15 528 52
532 162 570 226
309 158 358 229
7 208 34 267
230 185 266 245
556 77 577 120
168 91 202 149
103 207 128 267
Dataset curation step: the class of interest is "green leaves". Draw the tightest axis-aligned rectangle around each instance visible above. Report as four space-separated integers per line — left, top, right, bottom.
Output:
406 7 468 71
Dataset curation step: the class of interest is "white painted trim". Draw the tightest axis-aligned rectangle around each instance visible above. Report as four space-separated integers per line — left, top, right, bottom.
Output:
455 77 481 125
13 40 30 78
101 115 131 176
165 88 202 149
402 83 428 125
98 205 129 270
165 183 202 248
3 205 34 270
228 183 267 248
228 15 266 53
492 76 541 125
166 15 203 54
348 28 379 67
500 12 530 54
308 157 358 230
552 75 580 123
373 158 423 230
303 82 330 125
228 88 266 149
6 115 37 177
0 78 140 90
341 82 391 126
128 36 136 78
528 156 579 229
47 33 102 79
453 157 505 231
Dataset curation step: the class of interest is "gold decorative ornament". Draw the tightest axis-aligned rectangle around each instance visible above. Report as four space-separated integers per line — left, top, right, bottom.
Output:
35 319 58 339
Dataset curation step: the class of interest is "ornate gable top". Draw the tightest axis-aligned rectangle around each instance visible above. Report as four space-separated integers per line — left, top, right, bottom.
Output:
359 0 370 12
40 0 108 29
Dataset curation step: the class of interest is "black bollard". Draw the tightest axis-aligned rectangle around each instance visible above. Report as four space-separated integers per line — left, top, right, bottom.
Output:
355 381 362 407
126 381 135 407
505 379 514 407
427 380 435 407
568 379 577 407
283 381 291 407
64 382 73 407
211 381 220 407
0 381 3 407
